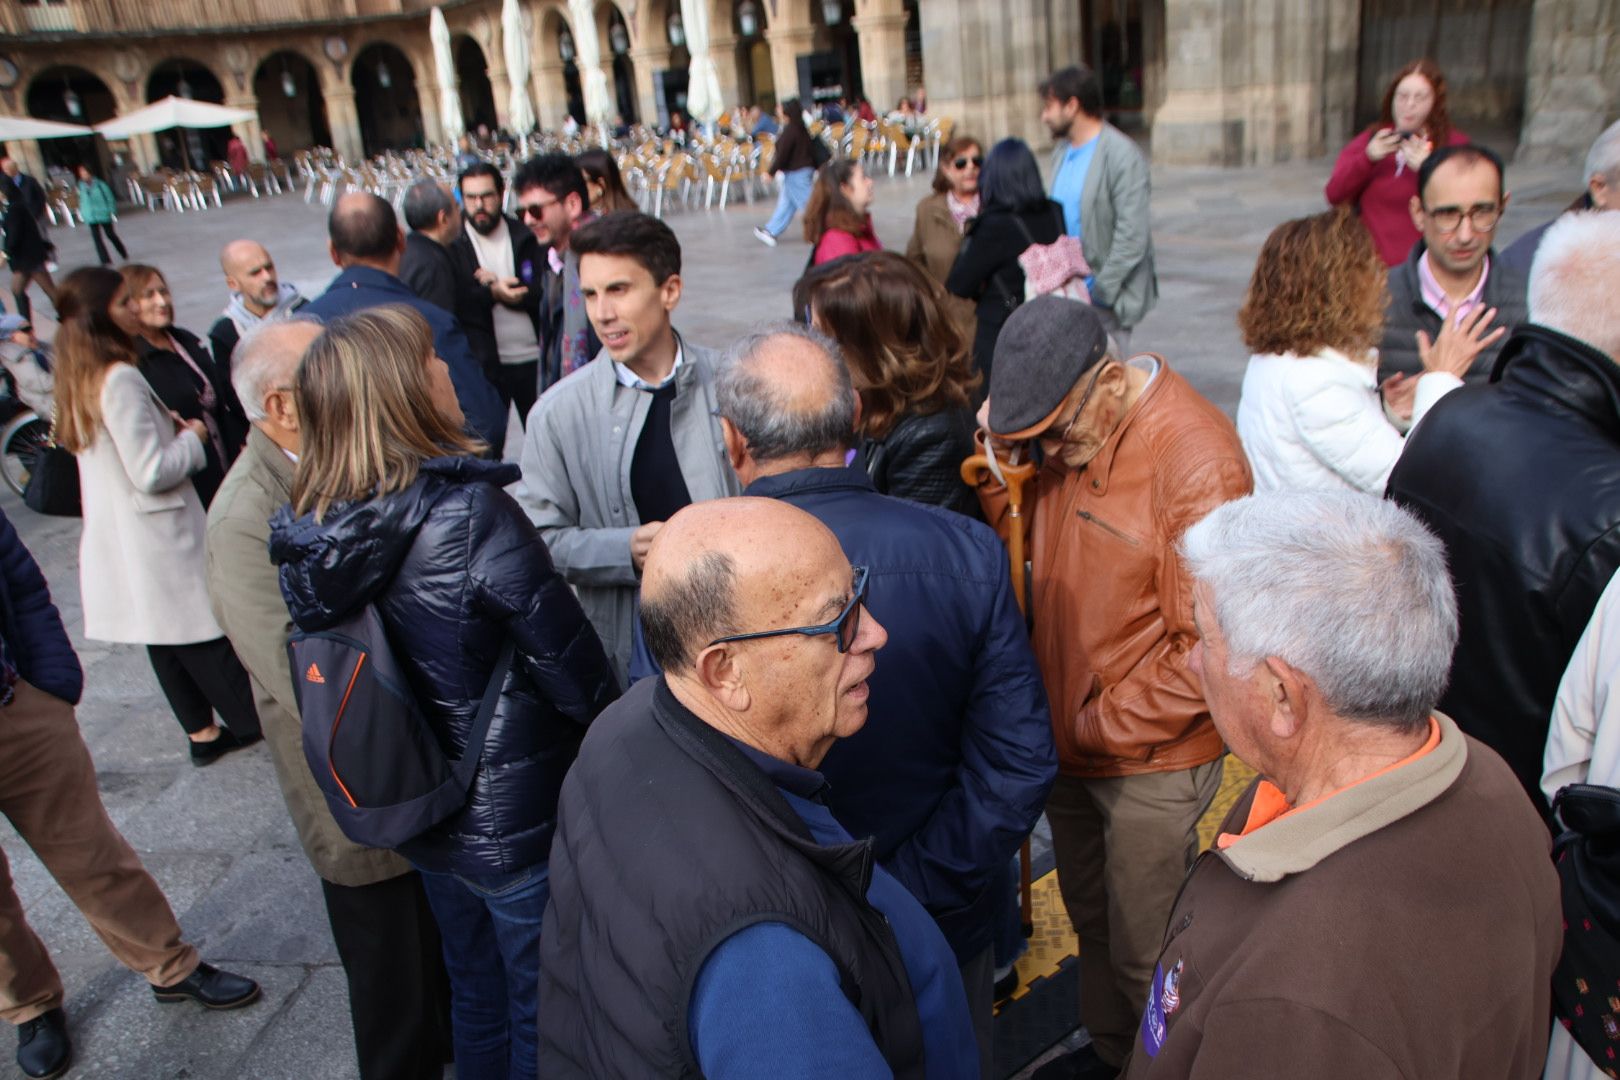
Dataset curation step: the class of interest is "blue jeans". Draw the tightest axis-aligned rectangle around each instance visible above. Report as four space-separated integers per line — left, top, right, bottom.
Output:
763 167 816 237
414 862 549 1080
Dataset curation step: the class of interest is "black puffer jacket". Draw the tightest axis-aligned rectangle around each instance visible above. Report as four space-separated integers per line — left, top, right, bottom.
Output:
1387 325 1620 813
853 407 980 518
270 456 619 874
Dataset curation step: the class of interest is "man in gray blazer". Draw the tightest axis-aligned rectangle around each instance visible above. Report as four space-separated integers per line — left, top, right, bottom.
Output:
1042 64 1158 348
204 319 449 1079
517 213 739 684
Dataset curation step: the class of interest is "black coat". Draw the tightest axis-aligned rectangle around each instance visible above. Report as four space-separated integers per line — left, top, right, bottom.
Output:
0 178 49 273
0 507 81 705
1378 242 1528 385
1387 325 1620 813
946 201 1065 378
853 407 980 518
449 215 543 381
399 231 460 314
134 327 248 507
270 456 619 874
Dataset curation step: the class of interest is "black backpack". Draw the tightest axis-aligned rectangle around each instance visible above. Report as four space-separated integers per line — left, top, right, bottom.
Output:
288 603 515 850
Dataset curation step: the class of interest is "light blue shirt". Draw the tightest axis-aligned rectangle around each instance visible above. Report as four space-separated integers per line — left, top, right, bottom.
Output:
1051 134 1100 241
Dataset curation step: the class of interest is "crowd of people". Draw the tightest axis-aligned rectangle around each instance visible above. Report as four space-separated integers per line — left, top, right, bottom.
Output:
0 52 1619 1080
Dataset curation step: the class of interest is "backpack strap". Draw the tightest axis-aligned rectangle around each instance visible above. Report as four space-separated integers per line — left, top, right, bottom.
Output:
449 637 519 788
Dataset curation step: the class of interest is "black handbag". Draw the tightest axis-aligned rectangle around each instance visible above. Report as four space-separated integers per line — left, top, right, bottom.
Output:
1550 783 1620 1066
23 433 81 517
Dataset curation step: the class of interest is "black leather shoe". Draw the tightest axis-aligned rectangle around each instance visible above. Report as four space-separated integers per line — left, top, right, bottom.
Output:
151 963 261 1009
188 729 261 767
17 1007 71 1079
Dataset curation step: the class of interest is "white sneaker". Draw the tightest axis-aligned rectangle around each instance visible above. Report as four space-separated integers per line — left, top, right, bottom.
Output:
752 226 777 248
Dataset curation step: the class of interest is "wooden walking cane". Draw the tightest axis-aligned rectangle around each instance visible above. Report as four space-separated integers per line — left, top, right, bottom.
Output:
961 448 1039 935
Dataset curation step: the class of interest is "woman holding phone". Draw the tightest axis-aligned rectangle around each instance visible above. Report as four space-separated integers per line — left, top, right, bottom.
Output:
1325 58 1468 266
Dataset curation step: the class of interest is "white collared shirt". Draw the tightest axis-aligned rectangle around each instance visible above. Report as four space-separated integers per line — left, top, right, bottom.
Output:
613 343 684 391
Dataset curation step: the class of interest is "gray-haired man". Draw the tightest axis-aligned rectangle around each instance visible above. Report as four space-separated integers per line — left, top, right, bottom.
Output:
398 178 463 314
204 318 449 1079
1503 119 1620 274
1126 490 1558 1078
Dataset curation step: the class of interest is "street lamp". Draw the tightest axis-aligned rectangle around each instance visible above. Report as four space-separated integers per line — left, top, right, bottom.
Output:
63 83 82 119
610 20 629 55
667 12 685 47
281 58 297 98
559 29 576 63
821 0 842 24
737 0 759 36
177 76 194 99
377 61 392 88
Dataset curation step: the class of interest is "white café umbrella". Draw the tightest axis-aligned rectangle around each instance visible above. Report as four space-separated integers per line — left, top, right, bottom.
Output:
679 0 724 126
0 116 94 141
95 97 257 170
567 0 614 129
431 7 467 145
502 0 536 135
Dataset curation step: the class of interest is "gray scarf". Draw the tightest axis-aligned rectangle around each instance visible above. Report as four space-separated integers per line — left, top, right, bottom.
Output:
223 281 304 336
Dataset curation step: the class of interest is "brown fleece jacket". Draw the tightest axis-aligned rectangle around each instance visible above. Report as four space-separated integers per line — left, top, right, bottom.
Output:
1125 715 1560 1080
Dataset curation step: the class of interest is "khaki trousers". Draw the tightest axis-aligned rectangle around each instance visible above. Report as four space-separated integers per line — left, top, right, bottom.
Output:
1046 759 1223 1068
0 679 198 1025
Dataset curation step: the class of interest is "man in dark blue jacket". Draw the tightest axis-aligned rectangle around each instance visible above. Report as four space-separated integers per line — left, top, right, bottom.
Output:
0 508 260 1079
713 322 1058 1071
305 192 506 453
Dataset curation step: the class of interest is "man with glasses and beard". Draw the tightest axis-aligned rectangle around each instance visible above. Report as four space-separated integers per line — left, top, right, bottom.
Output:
973 297 1251 1080
452 163 544 426
513 154 600 389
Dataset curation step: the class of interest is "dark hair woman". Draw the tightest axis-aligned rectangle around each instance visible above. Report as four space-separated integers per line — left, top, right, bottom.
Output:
270 305 617 1080
54 266 262 763
944 137 1065 382
0 173 57 323
796 251 982 516
118 263 248 506
804 158 881 266
1325 58 1468 266
575 147 636 213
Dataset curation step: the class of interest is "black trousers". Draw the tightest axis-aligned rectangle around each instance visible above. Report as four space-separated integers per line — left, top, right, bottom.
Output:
321 873 453 1080
494 361 540 431
89 222 128 265
145 638 262 739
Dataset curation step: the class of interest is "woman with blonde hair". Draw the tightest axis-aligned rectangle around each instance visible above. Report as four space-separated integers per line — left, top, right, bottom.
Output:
1235 207 1474 494
270 304 617 1080
54 266 261 763
794 250 981 516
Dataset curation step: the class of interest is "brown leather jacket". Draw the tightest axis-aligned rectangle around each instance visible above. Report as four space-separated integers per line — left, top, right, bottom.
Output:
978 358 1251 778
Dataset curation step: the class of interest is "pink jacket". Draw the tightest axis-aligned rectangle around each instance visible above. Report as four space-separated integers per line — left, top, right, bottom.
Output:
812 219 882 265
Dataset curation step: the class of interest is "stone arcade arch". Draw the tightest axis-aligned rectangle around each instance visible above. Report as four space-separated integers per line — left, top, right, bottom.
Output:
23 64 116 173
146 57 229 169
454 34 499 134
352 42 424 155
252 50 332 155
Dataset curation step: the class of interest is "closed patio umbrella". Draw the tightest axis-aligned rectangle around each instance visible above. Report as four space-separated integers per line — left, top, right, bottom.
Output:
431 7 467 145
502 0 536 135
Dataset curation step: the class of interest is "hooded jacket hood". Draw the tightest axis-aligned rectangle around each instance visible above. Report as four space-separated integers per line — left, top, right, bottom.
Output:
270 455 520 631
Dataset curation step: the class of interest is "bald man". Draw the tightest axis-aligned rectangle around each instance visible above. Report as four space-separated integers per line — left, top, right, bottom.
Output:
207 239 307 371
206 318 450 1079
303 192 505 452
540 498 977 1078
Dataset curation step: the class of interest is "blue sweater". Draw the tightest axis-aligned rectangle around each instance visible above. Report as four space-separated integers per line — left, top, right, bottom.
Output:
687 737 978 1078
0 507 82 704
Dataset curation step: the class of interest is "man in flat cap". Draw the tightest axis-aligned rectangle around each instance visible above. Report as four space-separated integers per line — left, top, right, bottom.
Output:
974 297 1251 1079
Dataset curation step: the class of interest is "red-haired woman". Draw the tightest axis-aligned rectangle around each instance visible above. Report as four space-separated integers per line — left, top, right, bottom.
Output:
1325 59 1469 266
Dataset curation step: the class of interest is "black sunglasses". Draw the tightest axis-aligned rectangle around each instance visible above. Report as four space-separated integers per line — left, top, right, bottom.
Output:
708 566 869 654
953 156 984 169
519 197 560 219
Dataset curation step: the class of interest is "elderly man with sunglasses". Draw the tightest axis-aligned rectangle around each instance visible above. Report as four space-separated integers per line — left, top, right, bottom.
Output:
973 297 1251 1079
539 497 976 1078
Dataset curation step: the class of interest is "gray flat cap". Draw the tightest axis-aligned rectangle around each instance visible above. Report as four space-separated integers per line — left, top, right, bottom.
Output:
988 296 1111 439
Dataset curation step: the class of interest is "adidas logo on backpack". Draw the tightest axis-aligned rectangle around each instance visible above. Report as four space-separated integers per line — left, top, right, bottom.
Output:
305 663 326 685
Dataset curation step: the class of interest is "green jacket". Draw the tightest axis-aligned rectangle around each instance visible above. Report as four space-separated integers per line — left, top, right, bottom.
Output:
76 178 117 225
1048 124 1158 329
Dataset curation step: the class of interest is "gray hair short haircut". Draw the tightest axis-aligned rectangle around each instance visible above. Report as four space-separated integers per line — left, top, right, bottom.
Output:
1180 490 1458 731
1584 119 1620 190
640 550 739 672
715 322 856 462
1529 211 1620 360
402 178 454 232
232 316 320 422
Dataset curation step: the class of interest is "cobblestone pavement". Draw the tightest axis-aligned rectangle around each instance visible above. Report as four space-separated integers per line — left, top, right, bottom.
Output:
0 152 1576 1079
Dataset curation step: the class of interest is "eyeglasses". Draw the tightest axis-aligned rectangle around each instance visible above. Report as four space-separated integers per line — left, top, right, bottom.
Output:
1041 362 1109 445
1423 203 1501 233
463 189 502 203
519 196 561 219
952 156 983 169
707 566 869 654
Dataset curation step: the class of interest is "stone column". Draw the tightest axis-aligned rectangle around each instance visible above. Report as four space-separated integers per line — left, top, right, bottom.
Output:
132 133 161 174
709 33 743 108
323 86 364 162
490 65 514 131
851 8 909 113
14 141 48 186
631 44 672 126
1517 0 1620 164
417 78 445 147
225 93 264 162
766 25 817 107
534 62 570 129
917 0 1078 149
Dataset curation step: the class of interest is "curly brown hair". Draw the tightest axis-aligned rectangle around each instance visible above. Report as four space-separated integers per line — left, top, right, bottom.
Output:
1237 207 1388 358
795 251 981 439
1372 58 1452 146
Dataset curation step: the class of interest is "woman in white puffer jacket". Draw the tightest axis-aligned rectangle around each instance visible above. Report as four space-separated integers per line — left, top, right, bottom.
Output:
1235 207 1498 494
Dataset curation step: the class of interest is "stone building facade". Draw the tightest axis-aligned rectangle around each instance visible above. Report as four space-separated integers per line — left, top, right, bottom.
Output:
0 0 1613 176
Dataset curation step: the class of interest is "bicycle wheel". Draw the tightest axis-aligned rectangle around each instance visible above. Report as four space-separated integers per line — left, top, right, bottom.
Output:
0 412 50 496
